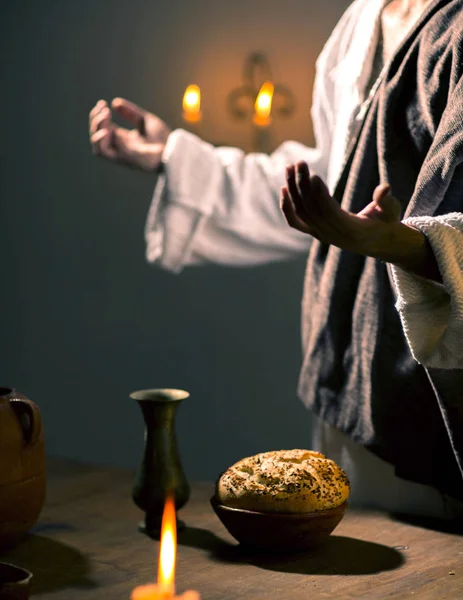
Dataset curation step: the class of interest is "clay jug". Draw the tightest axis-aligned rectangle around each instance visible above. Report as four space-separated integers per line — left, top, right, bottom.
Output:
0 388 46 552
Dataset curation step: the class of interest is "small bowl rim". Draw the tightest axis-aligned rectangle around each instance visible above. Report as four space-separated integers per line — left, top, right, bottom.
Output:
0 561 33 585
210 495 348 518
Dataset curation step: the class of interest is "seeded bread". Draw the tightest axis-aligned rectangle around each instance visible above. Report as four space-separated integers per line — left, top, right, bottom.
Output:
216 449 350 513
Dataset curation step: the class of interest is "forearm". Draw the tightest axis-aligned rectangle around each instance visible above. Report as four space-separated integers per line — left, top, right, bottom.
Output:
370 221 442 283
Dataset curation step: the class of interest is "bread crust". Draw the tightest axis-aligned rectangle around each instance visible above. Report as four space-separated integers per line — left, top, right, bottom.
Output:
216 449 350 513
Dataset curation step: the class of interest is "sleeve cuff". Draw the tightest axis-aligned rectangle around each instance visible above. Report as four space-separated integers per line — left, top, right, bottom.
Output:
144 129 220 273
390 214 463 368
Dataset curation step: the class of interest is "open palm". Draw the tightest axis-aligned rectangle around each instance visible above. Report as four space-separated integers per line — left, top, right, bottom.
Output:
280 161 402 256
89 98 171 172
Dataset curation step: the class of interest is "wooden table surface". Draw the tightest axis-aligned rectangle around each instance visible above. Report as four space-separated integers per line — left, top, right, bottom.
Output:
1 458 462 599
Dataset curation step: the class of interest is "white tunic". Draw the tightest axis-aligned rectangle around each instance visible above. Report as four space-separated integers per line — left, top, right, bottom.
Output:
144 0 463 517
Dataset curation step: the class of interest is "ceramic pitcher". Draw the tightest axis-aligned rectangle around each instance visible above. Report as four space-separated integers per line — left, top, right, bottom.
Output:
0 387 46 551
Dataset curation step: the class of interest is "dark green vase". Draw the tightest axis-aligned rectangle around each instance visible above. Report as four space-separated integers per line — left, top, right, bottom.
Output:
131 388 190 537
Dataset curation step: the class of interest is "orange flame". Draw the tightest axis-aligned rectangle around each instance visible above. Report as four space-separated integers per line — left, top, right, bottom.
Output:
158 494 176 593
131 495 189 599
182 85 202 123
253 81 274 126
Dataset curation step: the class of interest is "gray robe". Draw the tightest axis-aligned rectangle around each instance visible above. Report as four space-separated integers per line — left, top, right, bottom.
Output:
298 0 463 500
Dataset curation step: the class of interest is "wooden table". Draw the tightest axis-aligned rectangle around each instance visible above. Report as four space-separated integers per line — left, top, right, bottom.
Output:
1 458 462 599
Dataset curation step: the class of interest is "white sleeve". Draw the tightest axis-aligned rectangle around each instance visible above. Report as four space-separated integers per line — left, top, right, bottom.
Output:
390 213 463 369
143 0 364 273
144 132 327 273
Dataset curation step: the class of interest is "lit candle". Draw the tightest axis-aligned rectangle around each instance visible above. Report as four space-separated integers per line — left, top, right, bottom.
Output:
253 81 274 128
131 495 200 600
182 84 202 124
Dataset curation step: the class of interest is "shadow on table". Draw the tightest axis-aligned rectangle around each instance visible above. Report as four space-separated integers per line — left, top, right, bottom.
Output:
178 527 405 575
389 512 463 535
0 529 94 595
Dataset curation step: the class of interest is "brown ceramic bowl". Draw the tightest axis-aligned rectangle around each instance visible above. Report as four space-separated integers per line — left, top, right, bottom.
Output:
0 562 32 600
210 496 347 552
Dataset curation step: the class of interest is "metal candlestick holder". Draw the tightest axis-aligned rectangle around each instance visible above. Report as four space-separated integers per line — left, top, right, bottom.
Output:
227 52 296 152
131 388 191 538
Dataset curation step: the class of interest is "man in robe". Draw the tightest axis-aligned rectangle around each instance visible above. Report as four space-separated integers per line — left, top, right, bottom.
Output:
89 0 463 520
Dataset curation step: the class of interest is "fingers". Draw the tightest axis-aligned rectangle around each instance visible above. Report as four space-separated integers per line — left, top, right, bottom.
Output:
286 164 301 209
89 99 119 159
89 99 107 120
286 162 313 221
372 183 391 205
91 129 109 146
111 97 146 133
286 162 334 220
280 186 311 233
376 194 402 222
310 175 335 212
90 128 118 160
89 105 112 137
372 184 402 222
89 100 115 160
295 161 312 199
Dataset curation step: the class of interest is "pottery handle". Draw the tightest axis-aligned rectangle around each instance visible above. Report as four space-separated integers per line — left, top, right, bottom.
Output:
10 397 43 445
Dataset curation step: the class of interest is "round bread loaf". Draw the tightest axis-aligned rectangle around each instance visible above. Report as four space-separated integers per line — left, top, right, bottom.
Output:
216 449 350 513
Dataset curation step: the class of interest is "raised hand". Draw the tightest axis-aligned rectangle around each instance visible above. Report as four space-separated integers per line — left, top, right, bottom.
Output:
280 161 441 280
280 161 403 257
89 98 172 172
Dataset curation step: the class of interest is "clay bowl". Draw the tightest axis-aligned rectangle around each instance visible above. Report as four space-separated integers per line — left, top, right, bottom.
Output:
0 562 32 600
211 496 347 552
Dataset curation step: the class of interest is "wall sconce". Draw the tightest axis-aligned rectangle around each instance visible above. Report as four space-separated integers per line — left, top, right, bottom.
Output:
227 52 296 132
181 53 295 152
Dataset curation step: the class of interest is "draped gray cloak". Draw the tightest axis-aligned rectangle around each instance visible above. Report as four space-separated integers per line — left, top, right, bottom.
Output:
298 0 463 500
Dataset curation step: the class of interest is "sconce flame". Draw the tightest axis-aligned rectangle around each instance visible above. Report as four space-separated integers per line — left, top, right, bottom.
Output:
182 84 202 123
253 81 275 126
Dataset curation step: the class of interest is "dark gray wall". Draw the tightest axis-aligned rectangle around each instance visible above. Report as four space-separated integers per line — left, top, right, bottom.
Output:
1 0 348 480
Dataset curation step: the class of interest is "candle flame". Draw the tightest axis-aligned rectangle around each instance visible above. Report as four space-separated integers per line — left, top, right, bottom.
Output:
158 494 177 591
182 84 202 123
254 81 274 120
